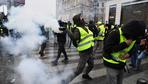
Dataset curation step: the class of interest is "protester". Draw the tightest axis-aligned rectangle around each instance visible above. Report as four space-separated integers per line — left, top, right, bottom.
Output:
103 20 146 84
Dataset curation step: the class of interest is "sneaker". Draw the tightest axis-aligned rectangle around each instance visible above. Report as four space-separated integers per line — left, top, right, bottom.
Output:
82 74 92 80
39 56 48 59
39 51 45 57
62 59 69 64
51 61 58 66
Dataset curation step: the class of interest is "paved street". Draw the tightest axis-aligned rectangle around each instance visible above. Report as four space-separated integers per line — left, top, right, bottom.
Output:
0 0 148 84
37 42 148 84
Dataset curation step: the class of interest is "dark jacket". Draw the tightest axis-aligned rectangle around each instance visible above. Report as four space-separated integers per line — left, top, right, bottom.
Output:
103 28 135 69
56 31 66 43
40 26 49 40
56 20 67 43
0 23 9 36
88 21 98 37
66 14 93 53
103 20 146 69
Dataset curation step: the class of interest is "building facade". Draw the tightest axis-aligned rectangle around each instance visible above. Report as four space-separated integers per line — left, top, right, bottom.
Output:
56 0 109 22
105 0 148 25
0 0 25 8
14 0 25 6
0 0 25 15
0 0 25 10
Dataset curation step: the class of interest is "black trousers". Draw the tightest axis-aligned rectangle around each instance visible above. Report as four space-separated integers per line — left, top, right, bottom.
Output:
55 42 68 61
39 41 47 56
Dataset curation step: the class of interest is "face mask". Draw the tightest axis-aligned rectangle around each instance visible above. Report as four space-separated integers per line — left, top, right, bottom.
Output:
80 18 85 26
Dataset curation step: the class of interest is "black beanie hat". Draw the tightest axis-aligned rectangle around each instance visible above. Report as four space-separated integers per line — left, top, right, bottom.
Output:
122 20 146 40
73 13 85 27
73 14 81 26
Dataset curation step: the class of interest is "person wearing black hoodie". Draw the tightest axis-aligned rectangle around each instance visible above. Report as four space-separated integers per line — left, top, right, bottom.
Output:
51 20 68 65
88 20 98 37
103 20 146 84
64 14 94 83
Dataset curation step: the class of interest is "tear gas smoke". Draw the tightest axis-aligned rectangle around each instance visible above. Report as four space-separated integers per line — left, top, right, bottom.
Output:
4 0 61 55
17 58 73 84
0 0 73 84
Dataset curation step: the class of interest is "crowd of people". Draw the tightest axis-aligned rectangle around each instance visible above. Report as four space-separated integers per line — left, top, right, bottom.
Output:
0 11 148 84
51 13 148 84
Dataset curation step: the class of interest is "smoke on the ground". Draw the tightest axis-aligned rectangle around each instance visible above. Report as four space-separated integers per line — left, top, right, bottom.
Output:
17 57 73 84
0 0 74 84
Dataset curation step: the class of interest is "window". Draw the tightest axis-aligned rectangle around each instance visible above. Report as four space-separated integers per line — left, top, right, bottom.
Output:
121 2 148 24
109 5 116 25
97 3 99 7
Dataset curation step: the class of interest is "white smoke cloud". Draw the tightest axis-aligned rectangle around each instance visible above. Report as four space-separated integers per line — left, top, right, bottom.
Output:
3 0 60 55
0 0 74 84
17 58 73 84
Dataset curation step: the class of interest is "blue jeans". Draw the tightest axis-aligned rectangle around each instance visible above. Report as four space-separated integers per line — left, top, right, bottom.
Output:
136 50 148 70
131 45 139 67
137 50 148 60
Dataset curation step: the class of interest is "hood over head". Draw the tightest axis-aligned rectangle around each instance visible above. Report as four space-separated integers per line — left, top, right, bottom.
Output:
122 20 146 40
73 13 85 27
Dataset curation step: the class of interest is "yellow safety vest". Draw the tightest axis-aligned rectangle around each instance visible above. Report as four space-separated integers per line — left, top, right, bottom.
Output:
103 28 136 64
111 25 114 29
0 26 3 34
95 24 105 41
77 27 94 51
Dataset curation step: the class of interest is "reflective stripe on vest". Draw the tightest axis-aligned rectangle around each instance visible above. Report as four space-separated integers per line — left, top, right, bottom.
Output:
0 28 3 34
111 25 114 29
103 57 119 64
77 27 94 51
103 28 136 64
